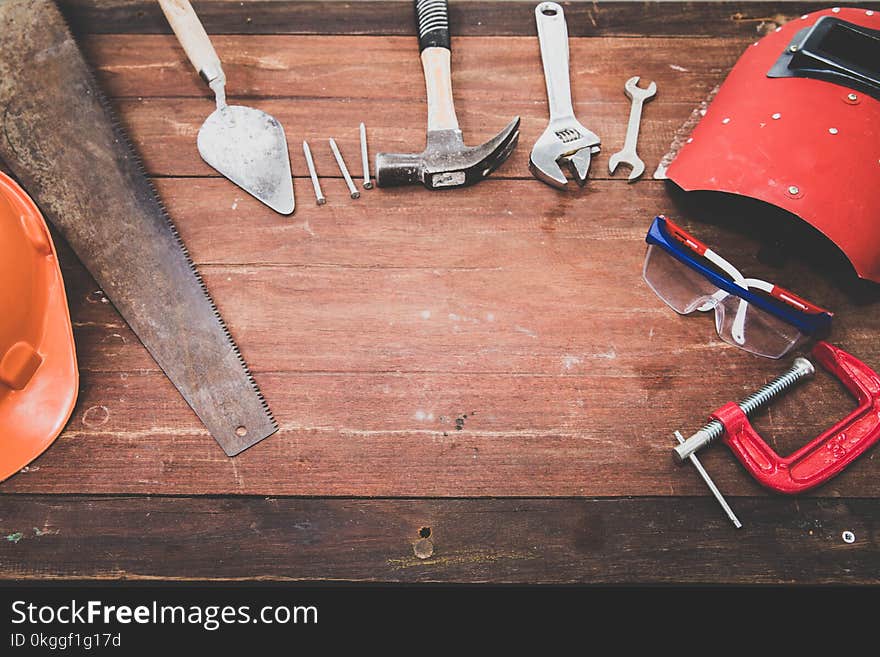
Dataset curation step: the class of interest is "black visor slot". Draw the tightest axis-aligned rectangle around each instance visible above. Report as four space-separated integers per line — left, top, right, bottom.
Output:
768 16 880 99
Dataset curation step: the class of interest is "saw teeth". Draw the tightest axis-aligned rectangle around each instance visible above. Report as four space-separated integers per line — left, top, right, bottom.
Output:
95 70 278 434
7 1 278 447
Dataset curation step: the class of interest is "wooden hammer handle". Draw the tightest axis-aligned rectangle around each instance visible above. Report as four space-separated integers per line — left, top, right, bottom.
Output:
415 0 458 131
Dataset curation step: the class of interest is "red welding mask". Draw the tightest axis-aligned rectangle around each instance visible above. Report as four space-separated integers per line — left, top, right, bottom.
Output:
0 172 78 482
667 7 880 283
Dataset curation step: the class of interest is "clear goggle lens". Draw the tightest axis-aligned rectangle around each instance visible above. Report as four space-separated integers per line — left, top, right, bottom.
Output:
643 244 807 359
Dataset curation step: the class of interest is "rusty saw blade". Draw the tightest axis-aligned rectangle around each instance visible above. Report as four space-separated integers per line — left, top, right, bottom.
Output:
0 0 277 455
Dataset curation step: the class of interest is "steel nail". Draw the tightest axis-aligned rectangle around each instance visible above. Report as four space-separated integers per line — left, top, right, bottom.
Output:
360 123 373 190
302 141 325 205
329 138 360 199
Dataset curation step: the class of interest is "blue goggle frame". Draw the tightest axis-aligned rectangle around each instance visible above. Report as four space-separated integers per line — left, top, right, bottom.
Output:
645 216 833 338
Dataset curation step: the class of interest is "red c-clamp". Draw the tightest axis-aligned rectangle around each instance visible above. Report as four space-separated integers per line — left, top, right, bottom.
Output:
673 342 880 526
712 342 880 494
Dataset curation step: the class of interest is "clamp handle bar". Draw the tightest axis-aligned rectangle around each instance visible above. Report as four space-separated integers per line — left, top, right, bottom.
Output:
711 341 880 494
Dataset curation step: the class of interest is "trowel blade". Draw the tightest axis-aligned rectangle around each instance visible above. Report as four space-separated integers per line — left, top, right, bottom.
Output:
198 105 295 215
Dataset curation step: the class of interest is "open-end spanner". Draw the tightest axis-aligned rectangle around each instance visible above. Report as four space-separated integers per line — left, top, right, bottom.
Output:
529 2 600 189
608 76 657 182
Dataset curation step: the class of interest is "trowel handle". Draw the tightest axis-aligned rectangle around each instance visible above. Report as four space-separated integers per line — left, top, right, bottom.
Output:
157 0 226 91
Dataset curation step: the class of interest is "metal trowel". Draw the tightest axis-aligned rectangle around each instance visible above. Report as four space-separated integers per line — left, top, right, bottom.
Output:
158 0 294 214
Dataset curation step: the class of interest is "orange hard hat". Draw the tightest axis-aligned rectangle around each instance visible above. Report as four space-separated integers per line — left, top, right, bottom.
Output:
0 172 77 482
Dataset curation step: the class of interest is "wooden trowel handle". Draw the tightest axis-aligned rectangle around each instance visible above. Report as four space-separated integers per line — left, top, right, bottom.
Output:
157 0 225 89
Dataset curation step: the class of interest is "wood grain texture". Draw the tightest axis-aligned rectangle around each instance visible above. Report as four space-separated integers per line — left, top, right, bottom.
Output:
1 179 873 497
79 33 745 182
59 0 880 37
0 496 877 583
4 368 874 497
2 2 880 583
83 34 744 101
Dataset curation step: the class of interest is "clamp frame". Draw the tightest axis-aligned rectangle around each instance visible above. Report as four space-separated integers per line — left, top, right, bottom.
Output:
711 342 880 494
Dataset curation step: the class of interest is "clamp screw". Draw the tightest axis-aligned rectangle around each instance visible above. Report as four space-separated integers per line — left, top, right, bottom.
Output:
789 45 798 52
671 358 815 528
673 357 815 465
788 185 800 195
848 93 858 102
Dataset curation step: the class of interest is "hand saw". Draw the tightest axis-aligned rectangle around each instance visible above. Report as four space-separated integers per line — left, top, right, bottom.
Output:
0 0 277 456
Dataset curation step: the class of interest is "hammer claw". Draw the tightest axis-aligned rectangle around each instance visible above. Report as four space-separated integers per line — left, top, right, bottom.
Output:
375 117 520 190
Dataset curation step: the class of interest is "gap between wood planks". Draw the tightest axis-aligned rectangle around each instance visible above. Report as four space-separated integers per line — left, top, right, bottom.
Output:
58 0 864 38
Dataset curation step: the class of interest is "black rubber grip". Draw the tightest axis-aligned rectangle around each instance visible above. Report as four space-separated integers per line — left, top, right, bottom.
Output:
415 0 450 52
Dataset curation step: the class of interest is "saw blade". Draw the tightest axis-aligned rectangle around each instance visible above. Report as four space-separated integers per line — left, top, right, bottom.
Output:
0 0 277 455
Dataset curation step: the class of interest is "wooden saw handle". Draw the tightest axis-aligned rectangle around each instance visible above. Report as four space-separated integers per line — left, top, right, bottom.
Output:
157 0 225 88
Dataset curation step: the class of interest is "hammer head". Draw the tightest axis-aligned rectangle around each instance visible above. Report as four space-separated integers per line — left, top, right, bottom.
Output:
376 117 520 189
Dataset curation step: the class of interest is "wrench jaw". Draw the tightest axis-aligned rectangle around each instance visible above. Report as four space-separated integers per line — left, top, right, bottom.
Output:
567 147 594 186
529 145 595 188
529 124 600 189
608 152 646 183
529 143 568 187
624 76 658 101
626 159 646 182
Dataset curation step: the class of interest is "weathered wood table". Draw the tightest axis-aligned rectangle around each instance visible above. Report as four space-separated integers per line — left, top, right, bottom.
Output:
2 0 879 583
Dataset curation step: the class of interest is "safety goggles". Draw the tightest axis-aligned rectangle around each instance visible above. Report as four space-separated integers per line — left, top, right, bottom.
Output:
643 215 833 359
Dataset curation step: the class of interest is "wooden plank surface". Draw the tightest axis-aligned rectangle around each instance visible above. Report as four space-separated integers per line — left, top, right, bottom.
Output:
0 178 870 497
2 1 880 582
1 496 877 583
84 34 741 101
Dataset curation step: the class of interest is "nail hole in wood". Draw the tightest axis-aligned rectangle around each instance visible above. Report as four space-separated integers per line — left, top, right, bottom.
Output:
419 526 431 539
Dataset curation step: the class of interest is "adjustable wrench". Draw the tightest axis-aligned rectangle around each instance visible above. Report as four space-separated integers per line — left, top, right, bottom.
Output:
529 2 600 188
608 76 657 182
